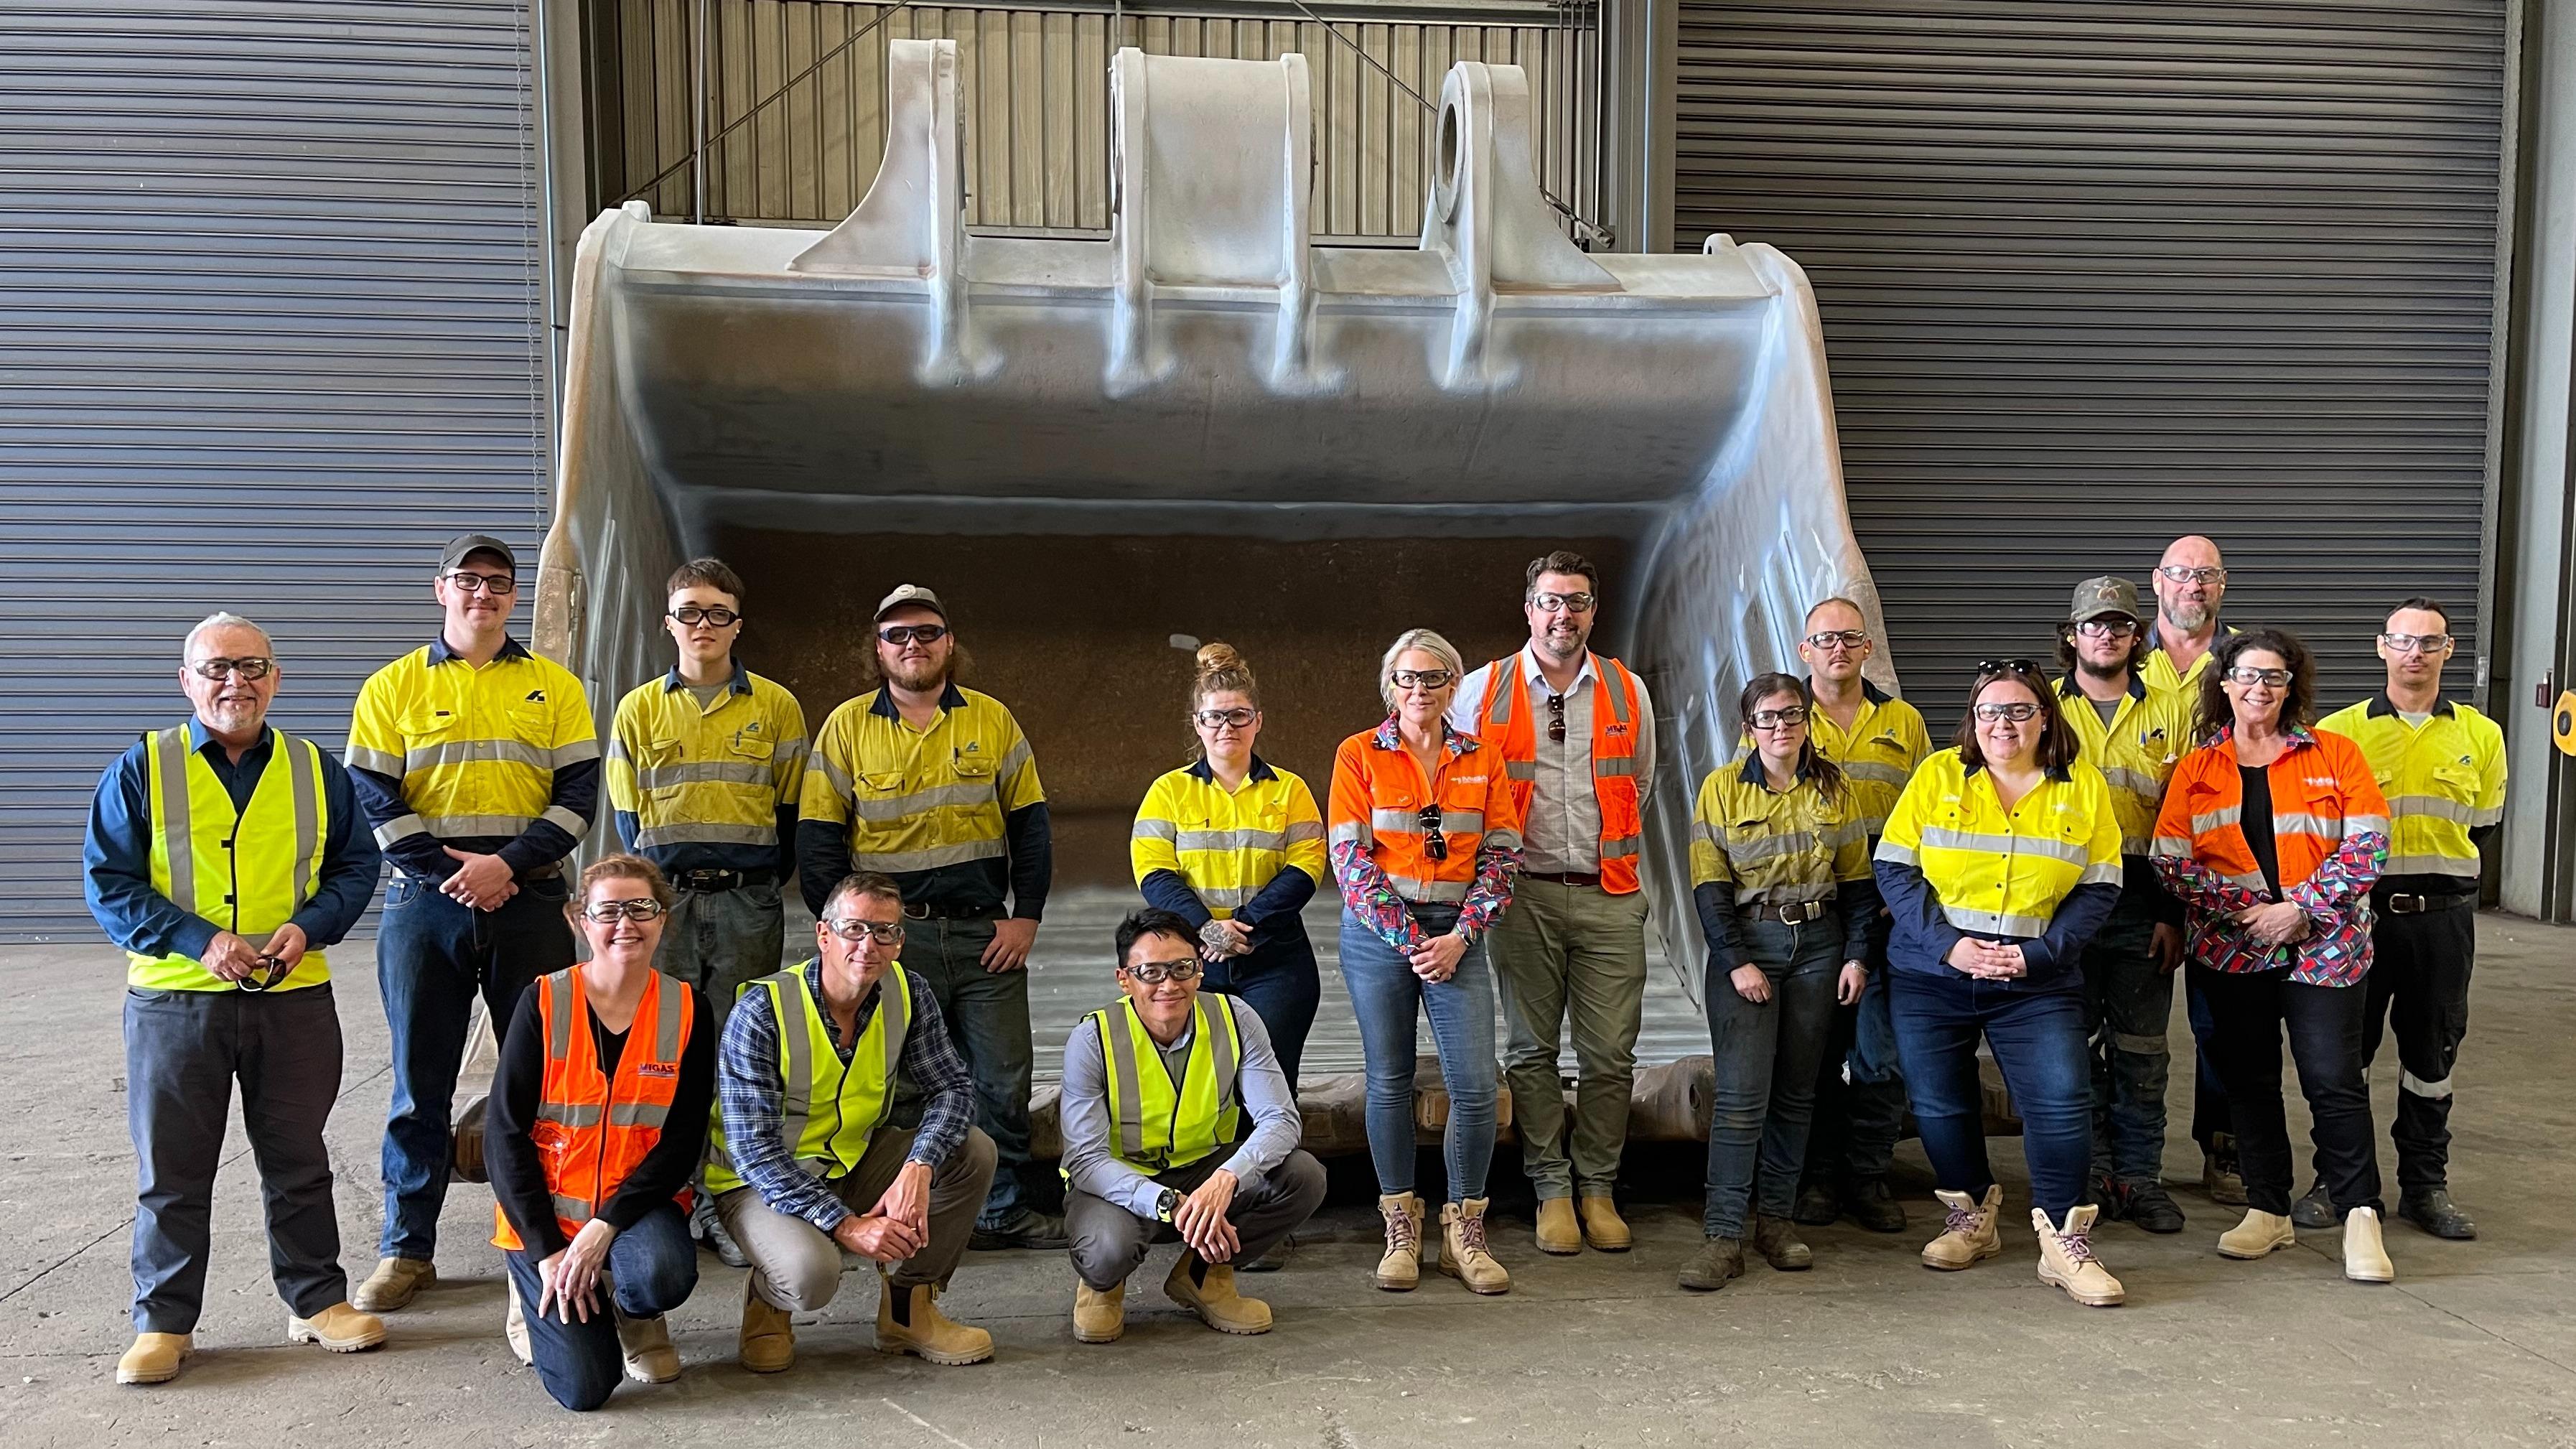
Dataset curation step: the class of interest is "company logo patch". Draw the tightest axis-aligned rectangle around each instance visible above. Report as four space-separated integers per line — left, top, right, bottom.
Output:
636 1062 679 1079
526 689 546 703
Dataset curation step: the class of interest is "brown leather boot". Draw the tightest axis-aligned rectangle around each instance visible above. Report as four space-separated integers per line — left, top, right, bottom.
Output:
286 1303 386 1353
877 1280 994 1365
1165 1253 1272 1335
616 1311 681 1383
1072 1280 1125 1344
116 1333 190 1386
351 1257 434 1313
1374 1193 1424 1291
1534 1198 1582 1255
1437 1198 1511 1295
739 1278 795 1373
1577 1196 1633 1252
1750 1214 1813 1271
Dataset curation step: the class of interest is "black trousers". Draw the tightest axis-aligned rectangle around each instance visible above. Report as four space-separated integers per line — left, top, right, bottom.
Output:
2349 900 2475 1193
2193 964 2381 1219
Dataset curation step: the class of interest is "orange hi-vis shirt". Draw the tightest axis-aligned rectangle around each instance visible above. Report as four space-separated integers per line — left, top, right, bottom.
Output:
1327 717 1523 948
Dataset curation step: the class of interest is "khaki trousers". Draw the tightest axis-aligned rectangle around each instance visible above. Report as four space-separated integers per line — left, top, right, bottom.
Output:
1486 879 1650 1198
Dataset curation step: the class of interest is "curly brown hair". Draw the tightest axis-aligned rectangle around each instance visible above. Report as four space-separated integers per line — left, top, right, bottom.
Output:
2193 628 2317 742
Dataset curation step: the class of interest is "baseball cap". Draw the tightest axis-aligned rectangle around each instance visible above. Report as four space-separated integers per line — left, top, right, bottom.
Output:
439 533 518 574
874 584 948 623
2068 575 2142 625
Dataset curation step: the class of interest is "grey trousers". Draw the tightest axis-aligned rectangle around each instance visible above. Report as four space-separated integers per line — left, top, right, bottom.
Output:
655 878 787 1030
715 1124 997 1309
1067 1143 1329 1291
1486 879 1651 1198
125 984 347 1333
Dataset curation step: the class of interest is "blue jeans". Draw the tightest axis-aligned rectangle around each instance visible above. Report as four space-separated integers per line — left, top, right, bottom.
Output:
378 872 574 1259
1202 931 1321 1096
1887 966 2093 1220
503 1201 697 1412
1338 907 1496 1203
1702 918 1840 1237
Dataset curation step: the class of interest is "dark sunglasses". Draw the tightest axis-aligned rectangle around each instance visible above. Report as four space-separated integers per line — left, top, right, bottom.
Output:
1418 803 1448 862
1546 691 1567 745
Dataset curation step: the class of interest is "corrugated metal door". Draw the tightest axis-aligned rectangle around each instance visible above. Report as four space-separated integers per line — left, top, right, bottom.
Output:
1675 2 2509 722
0 0 550 941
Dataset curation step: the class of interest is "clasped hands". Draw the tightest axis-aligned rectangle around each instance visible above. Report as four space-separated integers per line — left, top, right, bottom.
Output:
833 1160 935 1262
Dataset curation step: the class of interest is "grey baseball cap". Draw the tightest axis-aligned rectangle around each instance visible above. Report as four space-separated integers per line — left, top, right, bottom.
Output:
439 533 517 574
874 583 948 623
2068 575 2142 625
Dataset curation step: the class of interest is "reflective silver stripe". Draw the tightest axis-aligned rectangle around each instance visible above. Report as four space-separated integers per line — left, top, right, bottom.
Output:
633 821 778 849
1593 757 1638 779
811 753 855 800
2346 814 2390 837
1195 883 1252 910
2111 1032 2169 1056
2470 804 2503 827
1175 827 1292 853
1600 834 1639 859
285 735 322 905
1483 828 1525 852
1282 821 1325 844
1371 809 1423 835
2381 852 2477 878
1503 761 1538 782
854 837 1005 873
609 1100 673 1128
553 737 602 767
374 813 431 848
850 782 995 821
1918 826 2092 868
1728 831 1819 862
1875 840 1920 865
2191 806 2242 834
1437 810 1485 834
2273 812 2344 839
2387 794 2473 824
1207 996 1241 1117
2078 862 2124 887
553 1191 597 1225
653 975 686 1061
1689 821 1719 849
344 744 405 776
2220 870 2269 892
546 973 573 1060
878 968 911 1089
1940 905 2053 937
2149 836 2191 858
1604 662 1634 727
1485 670 1515 729
1820 820 1865 847
539 1102 605 1127
541 806 589 837
151 727 196 912
997 738 1035 781
1329 821 1372 847
1101 1007 1146 1162
421 812 538 837
2101 768 2164 800
1392 878 1470 903
403 738 550 772
2399 1068 2453 1099
1131 817 1180 842
603 737 630 765
635 760 770 788
1840 762 1909 784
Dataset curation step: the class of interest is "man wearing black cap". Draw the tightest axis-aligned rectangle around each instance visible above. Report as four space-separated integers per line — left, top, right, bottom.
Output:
343 534 599 1310
798 584 1062 1249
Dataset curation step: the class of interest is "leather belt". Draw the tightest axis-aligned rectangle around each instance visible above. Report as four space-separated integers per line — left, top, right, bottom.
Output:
2375 890 2478 915
674 867 773 893
1522 870 1602 887
902 900 1006 921
1747 898 1829 925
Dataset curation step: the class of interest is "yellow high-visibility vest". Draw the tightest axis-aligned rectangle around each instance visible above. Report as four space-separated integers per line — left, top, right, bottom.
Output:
129 724 333 992
704 963 913 1195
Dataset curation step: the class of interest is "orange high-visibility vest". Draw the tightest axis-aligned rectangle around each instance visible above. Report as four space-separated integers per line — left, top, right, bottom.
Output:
1478 654 1644 893
492 967 697 1252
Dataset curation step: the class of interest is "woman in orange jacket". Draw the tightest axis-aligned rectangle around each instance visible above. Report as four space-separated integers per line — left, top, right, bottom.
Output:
2150 628 2394 1285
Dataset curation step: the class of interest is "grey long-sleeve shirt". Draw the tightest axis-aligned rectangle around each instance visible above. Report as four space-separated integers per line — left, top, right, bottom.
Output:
1058 997 1302 1220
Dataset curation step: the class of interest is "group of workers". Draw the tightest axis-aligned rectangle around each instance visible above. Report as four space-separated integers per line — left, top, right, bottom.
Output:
83 528 2503 1403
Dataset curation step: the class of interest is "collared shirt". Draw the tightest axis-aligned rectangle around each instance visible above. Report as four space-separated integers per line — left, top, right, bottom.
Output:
85 721 381 964
1689 752 1877 972
2052 672 2193 858
796 681 1050 918
607 661 808 877
2142 623 2236 695
2315 693 2506 890
345 635 599 882
1447 649 1657 875
1805 681 1931 837
713 959 976 1231
1058 996 1301 1219
1872 748 2125 984
1327 717 1524 951
1131 755 1325 950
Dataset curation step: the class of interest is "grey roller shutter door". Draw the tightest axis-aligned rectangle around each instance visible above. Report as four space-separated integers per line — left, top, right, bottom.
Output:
0 0 550 941
1674 1 2508 725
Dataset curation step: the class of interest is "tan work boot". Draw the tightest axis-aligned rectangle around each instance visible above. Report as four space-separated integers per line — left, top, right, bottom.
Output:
116 1332 191 1385
739 1278 795 1373
2343 1206 2396 1284
616 1311 681 1384
2033 1206 2124 1307
351 1256 434 1313
503 1275 531 1364
2217 1209 2297 1260
286 1303 387 1352
1750 1214 1814 1271
1072 1280 1126 1343
1437 1198 1511 1295
1922 1185 2004 1270
1374 1193 1424 1291
1165 1254 1272 1335
877 1281 994 1365
1534 1198 1582 1254
1578 1195 1633 1252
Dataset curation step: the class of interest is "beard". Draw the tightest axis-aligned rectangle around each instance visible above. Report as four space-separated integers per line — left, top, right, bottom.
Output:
2163 600 2214 633
884 653 948 691
2075 652 2127 682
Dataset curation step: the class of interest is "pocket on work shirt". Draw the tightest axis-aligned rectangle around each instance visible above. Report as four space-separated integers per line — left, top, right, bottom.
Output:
505 704 555 751
729 734 775 765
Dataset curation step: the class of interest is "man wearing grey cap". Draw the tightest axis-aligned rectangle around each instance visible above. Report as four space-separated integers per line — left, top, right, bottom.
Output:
2052 576 2193 1233
343 533 599 1310
798 584 1063 1249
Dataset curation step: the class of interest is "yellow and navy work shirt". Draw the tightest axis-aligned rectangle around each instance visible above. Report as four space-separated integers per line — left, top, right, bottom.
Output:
2142 623 2236 696
2053 673 2192 859
1806 681 1931 838
607 663 808 878
345 637 599 882
1689 753 1878 971
1873 747 2125 984
1132 755 1326 952
796 681 1050 918
2316 693 2506 892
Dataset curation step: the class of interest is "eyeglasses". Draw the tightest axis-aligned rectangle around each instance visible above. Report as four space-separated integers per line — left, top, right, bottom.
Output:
1121 958 1203 985
671 605 740 628
1417 803 1450 862
1803 630 1869 651
189 656 274 681
581 898 667 923
1390 669 1456 691
823 917 907 944
1546 692 1567 745
2072 619 2140 640
878 624 948 646
2155 565 2227 585
2224 666 2293 689
1529 591 1596 615
2381 632 2452 653
1971 702 2042 723
1193 707 1256 729
1747 705 1809 730
1975 658 2042 678
235 954 293 992
442 571 518 594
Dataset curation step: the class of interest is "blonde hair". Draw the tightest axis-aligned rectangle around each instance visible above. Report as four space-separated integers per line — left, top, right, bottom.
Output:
1193 640 1259 710
1378 628 1465 711
571 853 674 913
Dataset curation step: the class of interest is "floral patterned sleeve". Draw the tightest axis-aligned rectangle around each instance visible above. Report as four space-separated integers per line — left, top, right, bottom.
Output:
1331 839 1425 952
1458 838 1523 941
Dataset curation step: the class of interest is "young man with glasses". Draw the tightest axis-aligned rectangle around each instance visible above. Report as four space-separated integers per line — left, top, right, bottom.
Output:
2052 577 2194 1234
797 584 1060 1250
1058 909 1325 1343
605 557 809 1266
706 870 999 1371
2306 598 2505 1240
85 613 387 1384
1790 596 1931 1234
343 533 599 1313
1448 551 1655 1256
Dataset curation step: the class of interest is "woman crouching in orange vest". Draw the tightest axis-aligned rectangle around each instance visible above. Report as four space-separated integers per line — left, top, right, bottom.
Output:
487 854 714 1411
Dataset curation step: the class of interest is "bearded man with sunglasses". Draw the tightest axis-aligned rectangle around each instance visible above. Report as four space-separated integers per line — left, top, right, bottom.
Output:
798 584 1060 1249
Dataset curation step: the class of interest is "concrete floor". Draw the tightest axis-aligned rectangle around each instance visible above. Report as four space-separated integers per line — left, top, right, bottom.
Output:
6 915 2573 1448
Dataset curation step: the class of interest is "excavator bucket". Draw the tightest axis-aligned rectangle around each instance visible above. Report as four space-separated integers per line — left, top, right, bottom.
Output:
536 39 1898 979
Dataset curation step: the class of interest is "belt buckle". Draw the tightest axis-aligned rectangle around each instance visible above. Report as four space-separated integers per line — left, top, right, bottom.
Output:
902 900 933 921
2386 894 2426 915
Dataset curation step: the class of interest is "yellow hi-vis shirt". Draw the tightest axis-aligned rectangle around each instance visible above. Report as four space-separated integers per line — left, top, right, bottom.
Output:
802 682 1045 877
1131 757 1326 915
1876 748 2125 939
1689 753 1872 907
2052 674 2193 857
2316 694 2506 882
2142 624 2236 696
1806 681 1931 837
345 638 597 860
607 664 808 871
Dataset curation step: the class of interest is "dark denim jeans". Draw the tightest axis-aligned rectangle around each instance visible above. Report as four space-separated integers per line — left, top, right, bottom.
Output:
1702 918 1841 1238
2079 889 2173 1185
1201 930 1321 1096
377 872 574 1259
1338 906 1496 1203
1888 967 2093 1220
503 1201 697 1412
900 916 1035 1228
2193 963 2382 1218
1803 908 1905 1188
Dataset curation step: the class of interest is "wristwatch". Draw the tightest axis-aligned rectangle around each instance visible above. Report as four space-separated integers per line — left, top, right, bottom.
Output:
1155 1187 1181 1223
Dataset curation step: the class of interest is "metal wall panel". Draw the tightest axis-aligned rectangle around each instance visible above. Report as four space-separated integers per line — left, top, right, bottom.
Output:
1675 1 2509 722
0 0 550 941
601 0 1605 241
